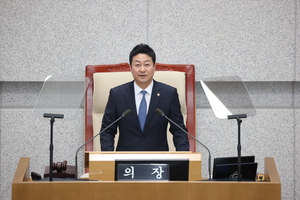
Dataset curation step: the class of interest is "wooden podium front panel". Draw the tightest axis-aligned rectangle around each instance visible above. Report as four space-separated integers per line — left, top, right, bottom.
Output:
88 152 202 181
12 157 281 200
13 181 281 200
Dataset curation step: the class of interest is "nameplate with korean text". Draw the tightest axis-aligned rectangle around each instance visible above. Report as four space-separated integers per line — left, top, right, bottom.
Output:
117 164 169 181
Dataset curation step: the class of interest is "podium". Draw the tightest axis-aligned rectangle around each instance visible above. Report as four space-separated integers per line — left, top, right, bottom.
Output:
12 153 281 200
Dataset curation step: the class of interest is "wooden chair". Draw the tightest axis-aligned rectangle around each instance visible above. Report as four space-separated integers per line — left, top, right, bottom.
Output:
85 63 196 152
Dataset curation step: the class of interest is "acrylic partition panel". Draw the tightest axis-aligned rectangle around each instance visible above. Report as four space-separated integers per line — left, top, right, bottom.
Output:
200 75 256 119
33 75 89 118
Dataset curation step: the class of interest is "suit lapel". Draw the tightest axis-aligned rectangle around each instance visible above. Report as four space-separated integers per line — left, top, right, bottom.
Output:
124 81 142 132
144 80 162 131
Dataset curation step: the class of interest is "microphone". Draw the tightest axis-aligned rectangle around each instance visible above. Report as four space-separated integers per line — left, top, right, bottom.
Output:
155 108 212 180
75 109 131 179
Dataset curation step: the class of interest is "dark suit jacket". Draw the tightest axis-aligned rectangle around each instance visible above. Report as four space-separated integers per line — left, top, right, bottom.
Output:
100 79 190 151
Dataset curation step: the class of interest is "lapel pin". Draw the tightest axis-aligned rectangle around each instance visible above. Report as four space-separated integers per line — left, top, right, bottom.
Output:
157 93 160 96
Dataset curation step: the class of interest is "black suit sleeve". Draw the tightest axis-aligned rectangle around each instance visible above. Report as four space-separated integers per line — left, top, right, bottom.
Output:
100 89 118 151
168 88 190 151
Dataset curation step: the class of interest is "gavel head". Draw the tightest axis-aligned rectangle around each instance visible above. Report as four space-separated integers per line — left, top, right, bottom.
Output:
52 160 67 172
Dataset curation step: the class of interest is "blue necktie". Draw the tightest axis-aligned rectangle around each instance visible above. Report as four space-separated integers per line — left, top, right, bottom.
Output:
139 90 147 130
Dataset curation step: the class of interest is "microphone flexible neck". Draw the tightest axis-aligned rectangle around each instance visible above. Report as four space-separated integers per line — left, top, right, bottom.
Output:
156 108 212 180
75 109 131 179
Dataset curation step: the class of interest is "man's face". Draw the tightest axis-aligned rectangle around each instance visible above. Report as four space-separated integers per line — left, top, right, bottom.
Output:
130 53 155 89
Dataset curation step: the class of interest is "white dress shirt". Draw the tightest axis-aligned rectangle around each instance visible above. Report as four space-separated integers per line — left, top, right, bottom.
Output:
134 80 153 115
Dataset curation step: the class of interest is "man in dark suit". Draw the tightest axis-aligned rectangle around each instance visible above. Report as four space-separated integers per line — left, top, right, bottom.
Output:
100 44 189 151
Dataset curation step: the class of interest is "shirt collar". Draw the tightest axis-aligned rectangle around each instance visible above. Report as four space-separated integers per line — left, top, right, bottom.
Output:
134 80 153 96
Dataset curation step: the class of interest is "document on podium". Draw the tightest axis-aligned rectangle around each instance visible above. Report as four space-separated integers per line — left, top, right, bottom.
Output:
33 75 89 118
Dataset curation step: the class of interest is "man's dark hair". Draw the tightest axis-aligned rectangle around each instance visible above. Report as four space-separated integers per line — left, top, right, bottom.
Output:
129 43 156 65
